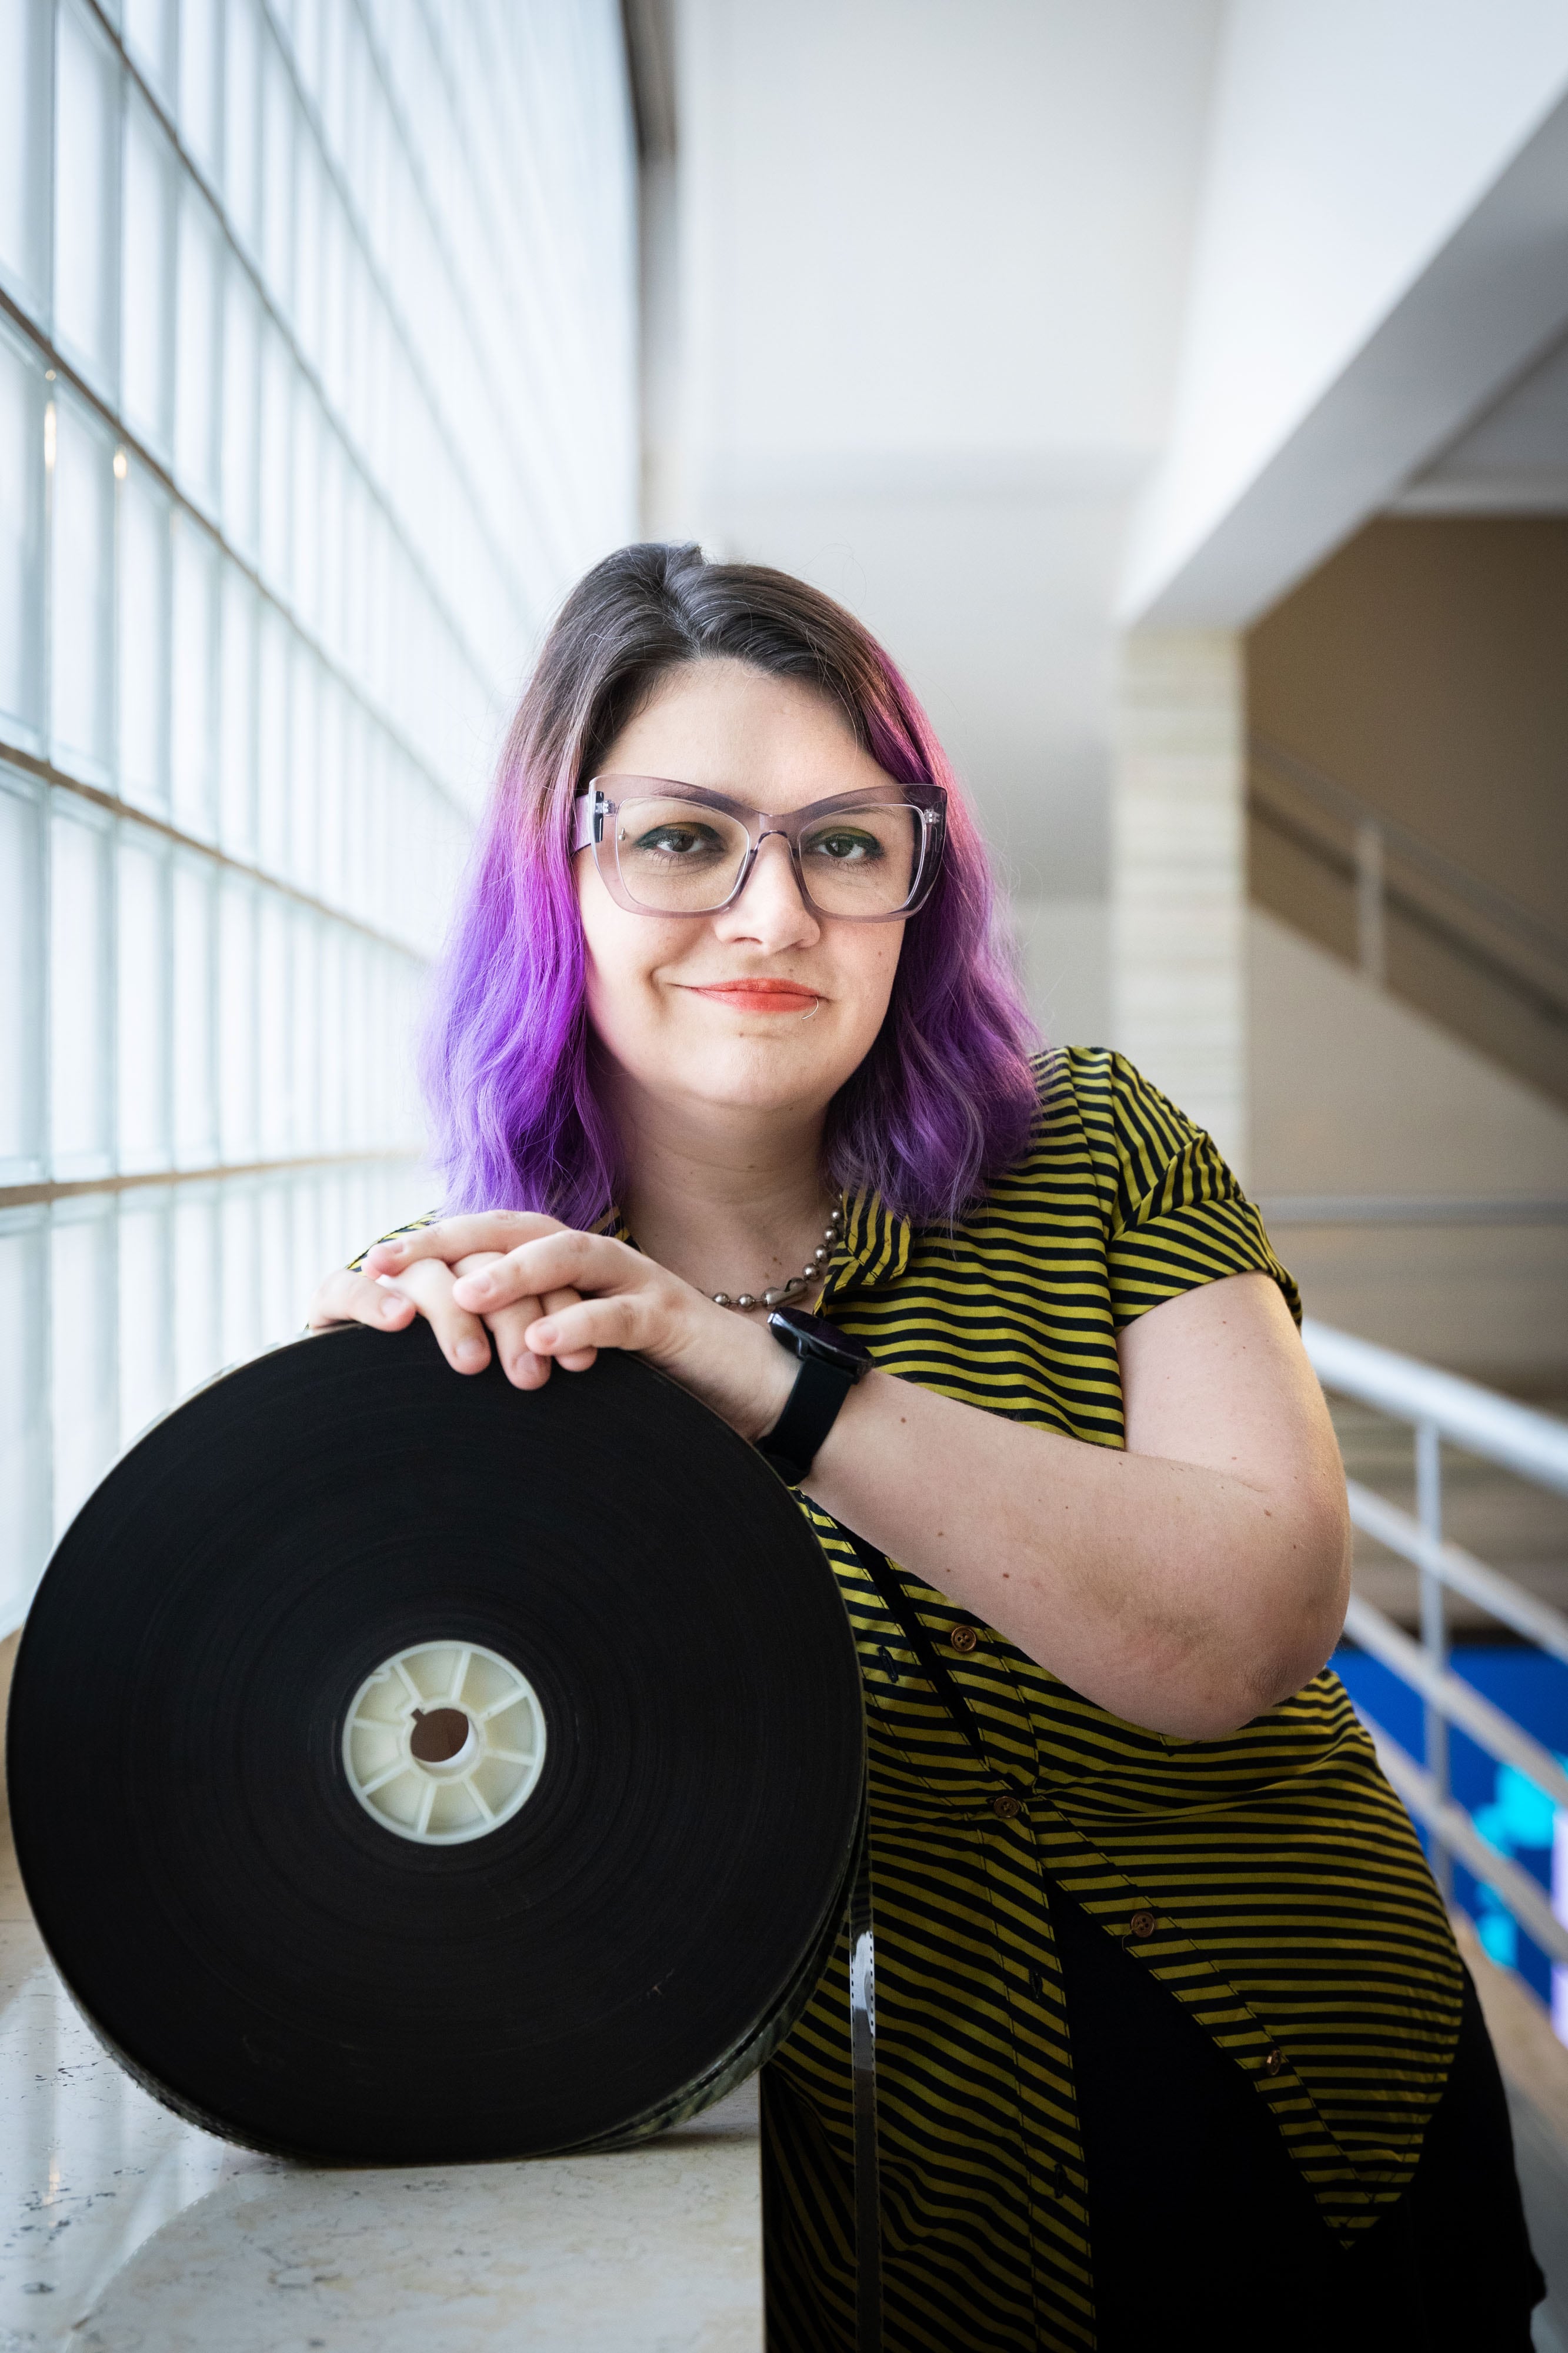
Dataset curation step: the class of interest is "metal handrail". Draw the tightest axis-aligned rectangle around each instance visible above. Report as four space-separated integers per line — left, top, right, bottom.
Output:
1343 1479 1568 1665
1304 1319 1568 1497
1342 1595 1568 1811
1302 1318 1568 1946
1363 1715 1568 1968
1250 734 1568 975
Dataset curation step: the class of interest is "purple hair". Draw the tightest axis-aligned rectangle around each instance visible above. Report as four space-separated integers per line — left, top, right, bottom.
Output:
421 544 1039 1229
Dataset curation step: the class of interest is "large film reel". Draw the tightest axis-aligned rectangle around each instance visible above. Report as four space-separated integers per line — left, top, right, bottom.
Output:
8 1321 865 2164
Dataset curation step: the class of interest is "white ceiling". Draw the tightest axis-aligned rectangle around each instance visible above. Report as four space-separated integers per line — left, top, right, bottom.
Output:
1394 322 1568 512
659 2 1568 892
663 0 1226 896
1117 5 1568 622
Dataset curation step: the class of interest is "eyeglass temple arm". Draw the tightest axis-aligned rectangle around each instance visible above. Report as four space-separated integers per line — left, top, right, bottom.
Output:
570 789 605 854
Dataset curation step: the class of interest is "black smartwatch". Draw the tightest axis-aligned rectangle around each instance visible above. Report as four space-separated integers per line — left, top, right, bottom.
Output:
758 1307 874 1487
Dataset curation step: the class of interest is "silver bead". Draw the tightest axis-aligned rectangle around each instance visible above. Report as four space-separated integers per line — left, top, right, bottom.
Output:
712 1293 731 1309
803 1264 817 1278
736 1294 756 1312
763 1286 787 1306
814 1245 829 1264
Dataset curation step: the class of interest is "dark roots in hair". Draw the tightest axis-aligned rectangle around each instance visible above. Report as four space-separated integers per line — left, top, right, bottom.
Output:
421 544 1040 1231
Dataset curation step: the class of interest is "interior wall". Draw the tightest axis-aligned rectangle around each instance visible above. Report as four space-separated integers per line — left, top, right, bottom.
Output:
1249 516 1568 929
705 485 1127 899
1013 898 1112 1056
667 0 1225 900
1250 909 1568 1197
1246 521 1568 1372
1250 908 1568 1378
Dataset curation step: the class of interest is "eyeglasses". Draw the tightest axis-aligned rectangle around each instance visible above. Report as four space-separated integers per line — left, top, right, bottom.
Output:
572 776 948 921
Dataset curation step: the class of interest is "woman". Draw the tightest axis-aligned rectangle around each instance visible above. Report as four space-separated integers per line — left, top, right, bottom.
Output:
311 545 1542 2352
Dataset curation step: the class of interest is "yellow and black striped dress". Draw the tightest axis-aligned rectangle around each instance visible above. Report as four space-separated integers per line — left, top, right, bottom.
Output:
762 1048 1463 2352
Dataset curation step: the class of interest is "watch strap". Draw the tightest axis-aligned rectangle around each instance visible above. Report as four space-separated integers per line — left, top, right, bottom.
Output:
759 1353 857 1487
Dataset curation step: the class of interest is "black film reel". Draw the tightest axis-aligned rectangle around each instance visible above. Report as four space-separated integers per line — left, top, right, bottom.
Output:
8 1321 865 2164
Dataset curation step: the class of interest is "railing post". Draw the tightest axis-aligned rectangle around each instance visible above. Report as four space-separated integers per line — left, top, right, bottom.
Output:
1415 1418 1453 1901
1355 819 1386 986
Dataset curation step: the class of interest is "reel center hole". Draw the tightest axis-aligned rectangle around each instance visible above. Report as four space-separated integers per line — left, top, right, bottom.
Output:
409 1707 472 1765
345 1641 546 1842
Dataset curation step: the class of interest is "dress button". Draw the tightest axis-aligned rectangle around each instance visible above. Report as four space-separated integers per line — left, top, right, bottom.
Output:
1262 2047 1285 2076
1129 1910 1156 1939
950 1625 979 1653
991 1792 1022 1819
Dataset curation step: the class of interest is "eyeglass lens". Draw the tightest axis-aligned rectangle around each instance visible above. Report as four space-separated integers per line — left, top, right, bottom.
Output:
612 796 923 916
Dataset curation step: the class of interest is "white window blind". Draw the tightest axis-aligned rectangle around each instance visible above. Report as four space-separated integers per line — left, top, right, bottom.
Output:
0 0 638 1632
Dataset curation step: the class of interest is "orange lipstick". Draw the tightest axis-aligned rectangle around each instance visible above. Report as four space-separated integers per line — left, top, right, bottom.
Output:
686 979 822 1014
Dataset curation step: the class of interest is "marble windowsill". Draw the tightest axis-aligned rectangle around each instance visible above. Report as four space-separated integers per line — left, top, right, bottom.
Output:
0 1825 762 2353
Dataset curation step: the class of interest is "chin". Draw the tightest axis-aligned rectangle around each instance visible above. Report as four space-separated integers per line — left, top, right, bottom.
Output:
676 1044 846 1116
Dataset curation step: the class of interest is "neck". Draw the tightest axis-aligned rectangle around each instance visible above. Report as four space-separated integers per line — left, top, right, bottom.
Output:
604 1068 833 1302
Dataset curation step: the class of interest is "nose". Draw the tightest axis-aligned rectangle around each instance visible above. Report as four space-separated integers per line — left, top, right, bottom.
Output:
716 831 819 947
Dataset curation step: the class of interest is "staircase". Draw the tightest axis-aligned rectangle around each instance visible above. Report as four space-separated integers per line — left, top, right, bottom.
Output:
1249 732 1568 1109
1306 1323 1568 2344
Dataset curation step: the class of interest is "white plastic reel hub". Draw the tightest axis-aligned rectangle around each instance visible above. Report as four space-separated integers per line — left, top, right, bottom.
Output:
342 1641 547 1845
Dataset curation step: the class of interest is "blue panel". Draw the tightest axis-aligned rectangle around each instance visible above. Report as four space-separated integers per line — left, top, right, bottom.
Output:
1333 1644 1568 2007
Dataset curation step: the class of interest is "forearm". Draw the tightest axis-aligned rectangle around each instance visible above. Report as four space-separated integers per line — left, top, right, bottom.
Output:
801 1371 1349 1738
391 1227 1350 1738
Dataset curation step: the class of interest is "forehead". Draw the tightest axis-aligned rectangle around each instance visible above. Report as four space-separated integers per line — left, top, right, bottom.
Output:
600 659 890 810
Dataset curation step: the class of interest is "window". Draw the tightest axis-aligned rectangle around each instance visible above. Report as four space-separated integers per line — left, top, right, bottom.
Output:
53 0 121 396
0 325 48 748
0 0 637 1631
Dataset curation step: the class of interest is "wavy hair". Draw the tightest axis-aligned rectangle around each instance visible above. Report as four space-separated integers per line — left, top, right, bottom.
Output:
421 543 1038 1229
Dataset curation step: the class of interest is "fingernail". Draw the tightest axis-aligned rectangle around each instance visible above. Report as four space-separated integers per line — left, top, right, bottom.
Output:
530 1322 556 1347
462 1276 494 1299
376 1239 405 1258
456 1337 486 1365
381 1295 406 1321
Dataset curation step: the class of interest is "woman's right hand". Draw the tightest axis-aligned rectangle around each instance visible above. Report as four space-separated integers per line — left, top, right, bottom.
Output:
305 1212 595 1389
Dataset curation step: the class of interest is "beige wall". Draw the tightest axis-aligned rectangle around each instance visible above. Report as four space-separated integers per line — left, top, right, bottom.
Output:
1250 908 1568 1381
1248 516 1568 931
1244 515 1568 1379
1250 909 1568 1199
1110 630 1249 1175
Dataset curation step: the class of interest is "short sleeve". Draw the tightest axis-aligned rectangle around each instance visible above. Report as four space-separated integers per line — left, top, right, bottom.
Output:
347 1209 439 1271
1102 1055 1300 1330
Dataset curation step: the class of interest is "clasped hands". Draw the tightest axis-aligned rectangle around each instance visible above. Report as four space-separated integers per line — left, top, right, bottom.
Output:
306 1212 798 1446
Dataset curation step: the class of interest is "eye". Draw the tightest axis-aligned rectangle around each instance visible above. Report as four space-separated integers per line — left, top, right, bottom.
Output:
805 827 885 864
625 822 726 861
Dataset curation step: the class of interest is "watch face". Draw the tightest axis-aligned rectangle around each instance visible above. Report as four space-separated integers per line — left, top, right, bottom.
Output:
768 1306 874 1375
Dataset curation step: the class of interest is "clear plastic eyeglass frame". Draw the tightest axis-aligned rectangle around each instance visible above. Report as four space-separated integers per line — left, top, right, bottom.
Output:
571 776 949 921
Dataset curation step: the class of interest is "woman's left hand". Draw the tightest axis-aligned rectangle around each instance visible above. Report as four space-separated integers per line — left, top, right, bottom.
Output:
366 1218 796 1444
